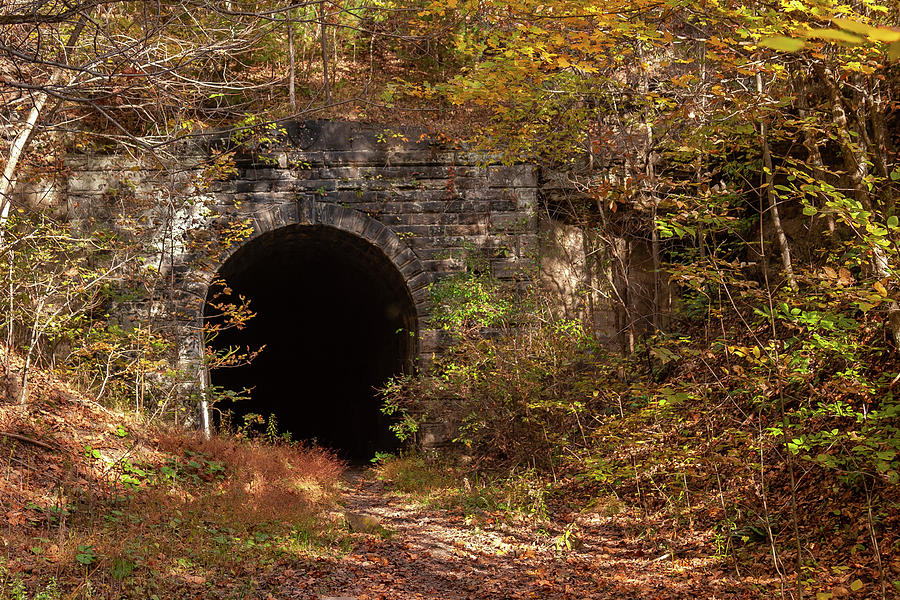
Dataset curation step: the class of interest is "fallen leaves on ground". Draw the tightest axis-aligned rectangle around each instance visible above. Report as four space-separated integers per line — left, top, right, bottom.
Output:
271 474 769 600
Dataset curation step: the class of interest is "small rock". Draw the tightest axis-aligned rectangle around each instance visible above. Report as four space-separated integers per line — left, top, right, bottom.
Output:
344 511 382 534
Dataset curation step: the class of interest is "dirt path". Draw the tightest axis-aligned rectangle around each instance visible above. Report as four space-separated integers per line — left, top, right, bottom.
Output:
273 472 752 600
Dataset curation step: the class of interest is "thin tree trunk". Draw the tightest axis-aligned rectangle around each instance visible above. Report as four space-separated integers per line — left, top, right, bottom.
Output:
288 12 297 113
758 207 803 600
861 477 889 600
865 83 891 207
796 75 835 233
757 72 798 293
0 16 87 245
4 248 13 371
821 66 870 211
618 237 636 353
319 1 331 104
581 227 595 329
820 66 900 344
595 195 635 353
856 77 893 215
638 40 662 330
18 293 46 404
0 93 50 238
199 345 212 440
649 166 661 331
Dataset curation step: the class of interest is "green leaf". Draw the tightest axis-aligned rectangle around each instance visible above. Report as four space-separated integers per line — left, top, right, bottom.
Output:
888 216 899 228
75 545 96 565
759 36 806 52
803 205 818 216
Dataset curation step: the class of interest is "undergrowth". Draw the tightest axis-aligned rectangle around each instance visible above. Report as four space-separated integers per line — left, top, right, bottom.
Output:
381 266 900 598
0 379 346 600
372 454 553 523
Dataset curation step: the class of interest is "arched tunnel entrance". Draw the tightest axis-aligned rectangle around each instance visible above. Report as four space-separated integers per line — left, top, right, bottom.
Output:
204 224 417 462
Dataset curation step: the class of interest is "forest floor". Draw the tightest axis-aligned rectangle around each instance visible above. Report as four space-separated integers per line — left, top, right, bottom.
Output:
0 350 880 599
276 471 773 600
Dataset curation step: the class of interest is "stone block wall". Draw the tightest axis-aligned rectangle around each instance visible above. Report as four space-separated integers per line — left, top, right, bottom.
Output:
57 120 540 368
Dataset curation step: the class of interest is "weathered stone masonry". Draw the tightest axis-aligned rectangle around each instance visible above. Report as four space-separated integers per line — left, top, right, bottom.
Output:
61 120 540 370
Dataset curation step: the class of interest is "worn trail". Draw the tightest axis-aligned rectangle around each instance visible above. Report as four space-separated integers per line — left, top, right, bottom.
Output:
274 472 750 600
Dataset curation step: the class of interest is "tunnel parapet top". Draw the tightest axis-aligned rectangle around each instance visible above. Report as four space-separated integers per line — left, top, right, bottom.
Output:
61 119 540 370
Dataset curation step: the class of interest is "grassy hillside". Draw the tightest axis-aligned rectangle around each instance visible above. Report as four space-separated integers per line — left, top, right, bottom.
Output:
1 348 344 599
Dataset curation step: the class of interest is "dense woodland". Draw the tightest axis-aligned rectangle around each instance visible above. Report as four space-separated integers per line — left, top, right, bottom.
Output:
1 0 900 598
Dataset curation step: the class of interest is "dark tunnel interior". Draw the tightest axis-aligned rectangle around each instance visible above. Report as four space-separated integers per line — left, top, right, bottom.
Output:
204 224 416 462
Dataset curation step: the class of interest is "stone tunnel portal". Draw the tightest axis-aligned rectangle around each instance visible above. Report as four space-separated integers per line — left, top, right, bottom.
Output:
204 224 417 462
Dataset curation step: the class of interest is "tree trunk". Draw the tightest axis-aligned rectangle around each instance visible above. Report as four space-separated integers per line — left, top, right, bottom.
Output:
638 40 662 331
820 66 870 210
796 74 835 233
757 72 798 293
319 1 331 104
820 66 900 346
288 12 297 113
0 16 87 245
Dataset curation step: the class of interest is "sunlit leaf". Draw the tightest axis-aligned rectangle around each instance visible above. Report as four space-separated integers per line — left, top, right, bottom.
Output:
867 27 900 42
759 36 806 51
832 18 876 36
889 41 900 60
808 29 865 44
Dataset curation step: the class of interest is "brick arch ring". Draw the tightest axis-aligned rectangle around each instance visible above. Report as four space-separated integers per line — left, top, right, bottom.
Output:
191 197 432 335
182 198 431 434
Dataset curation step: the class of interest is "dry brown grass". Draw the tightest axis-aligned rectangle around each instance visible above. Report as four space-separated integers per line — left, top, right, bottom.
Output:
155 430 344 524
0 348 347 599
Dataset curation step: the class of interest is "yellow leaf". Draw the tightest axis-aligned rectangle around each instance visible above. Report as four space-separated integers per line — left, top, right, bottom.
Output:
833 18 876 36
844 60 875 73
850 579 864 592
781 0 808 11
873 281 888 297
890 41 900 60
868 27 900 42
760 36 806 52
809 29 865 44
